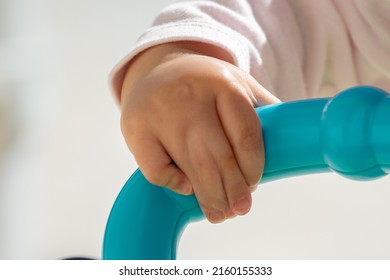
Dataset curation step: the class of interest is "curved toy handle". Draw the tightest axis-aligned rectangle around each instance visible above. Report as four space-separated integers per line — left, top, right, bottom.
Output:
103 86 390 260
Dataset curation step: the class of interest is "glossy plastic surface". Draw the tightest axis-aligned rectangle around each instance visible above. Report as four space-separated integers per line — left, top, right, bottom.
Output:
103 86 390 260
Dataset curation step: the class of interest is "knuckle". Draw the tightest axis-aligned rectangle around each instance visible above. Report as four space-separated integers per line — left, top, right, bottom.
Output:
220 80 247 101
225 79 246 95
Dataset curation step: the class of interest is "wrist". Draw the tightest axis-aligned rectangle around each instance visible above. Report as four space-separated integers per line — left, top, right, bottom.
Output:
120 41 234 103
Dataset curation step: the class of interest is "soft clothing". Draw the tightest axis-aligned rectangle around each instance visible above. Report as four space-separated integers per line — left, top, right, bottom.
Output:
110 0 390 102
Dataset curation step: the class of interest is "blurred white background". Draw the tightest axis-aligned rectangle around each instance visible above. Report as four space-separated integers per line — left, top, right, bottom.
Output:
0 0 389 260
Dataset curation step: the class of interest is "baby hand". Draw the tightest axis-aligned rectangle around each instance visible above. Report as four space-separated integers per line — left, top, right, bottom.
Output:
120 42 279 223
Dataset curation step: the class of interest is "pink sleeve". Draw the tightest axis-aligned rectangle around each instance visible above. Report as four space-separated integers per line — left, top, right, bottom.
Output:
109 0 390 103
109 0 302 102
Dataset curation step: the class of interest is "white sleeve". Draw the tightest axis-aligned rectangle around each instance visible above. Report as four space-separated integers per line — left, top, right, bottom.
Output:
109 0 390 102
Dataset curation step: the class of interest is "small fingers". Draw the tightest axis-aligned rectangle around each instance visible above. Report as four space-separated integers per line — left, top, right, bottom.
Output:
128 134 193 195
169 116 232 223
182 112 251 222
188 151 229 223
217 84 264 188
245 73 281 106
217 153 252 216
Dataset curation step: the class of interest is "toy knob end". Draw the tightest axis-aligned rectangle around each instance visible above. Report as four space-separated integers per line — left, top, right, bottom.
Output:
321 86 389 180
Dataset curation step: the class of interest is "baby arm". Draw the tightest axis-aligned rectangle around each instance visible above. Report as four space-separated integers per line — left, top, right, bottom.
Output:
120 41 280 223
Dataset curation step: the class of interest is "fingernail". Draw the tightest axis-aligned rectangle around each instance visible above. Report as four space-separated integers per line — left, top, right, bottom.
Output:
178 181 192 194
206 211 225 223
233 195 251 215
224 208 236 219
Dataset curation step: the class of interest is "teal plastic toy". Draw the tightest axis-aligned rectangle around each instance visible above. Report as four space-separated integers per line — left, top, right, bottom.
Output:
103 86 390 260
